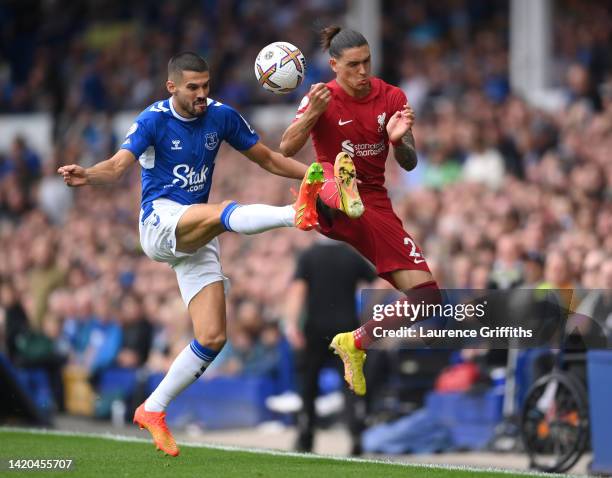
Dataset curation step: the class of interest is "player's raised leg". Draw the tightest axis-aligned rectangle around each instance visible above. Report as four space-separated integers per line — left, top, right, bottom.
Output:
134 281 226 456
329 331 367 395
175 162 324 254
293 162 325 230
221 161 324 234
331 270 438 396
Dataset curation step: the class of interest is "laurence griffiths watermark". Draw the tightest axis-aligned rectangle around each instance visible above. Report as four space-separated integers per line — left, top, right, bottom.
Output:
373 324 533 340
360 289 612 349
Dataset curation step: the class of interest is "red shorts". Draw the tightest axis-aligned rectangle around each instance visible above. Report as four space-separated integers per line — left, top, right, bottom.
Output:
317 188 431 282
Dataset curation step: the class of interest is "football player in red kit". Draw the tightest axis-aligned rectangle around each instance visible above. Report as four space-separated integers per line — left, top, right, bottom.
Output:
280 26 440 396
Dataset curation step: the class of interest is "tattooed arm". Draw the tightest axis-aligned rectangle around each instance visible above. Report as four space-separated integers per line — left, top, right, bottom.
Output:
393 129 418 171
387 104 418 171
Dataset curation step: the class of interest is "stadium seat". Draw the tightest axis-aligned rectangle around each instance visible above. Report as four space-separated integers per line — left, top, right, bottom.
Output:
588 351 612 474
15 368 55 415
98 367 138 398
425 388 504 450
0 354 52 425
147 373 276 429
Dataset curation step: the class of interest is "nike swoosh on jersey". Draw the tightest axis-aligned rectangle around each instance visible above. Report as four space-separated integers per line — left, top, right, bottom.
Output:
338 119 353 126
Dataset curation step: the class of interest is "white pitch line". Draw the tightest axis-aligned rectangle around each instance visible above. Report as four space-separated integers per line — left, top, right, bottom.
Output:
0 426 588 478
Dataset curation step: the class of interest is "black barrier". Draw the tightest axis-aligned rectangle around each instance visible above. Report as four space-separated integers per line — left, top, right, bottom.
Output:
359 289 611 349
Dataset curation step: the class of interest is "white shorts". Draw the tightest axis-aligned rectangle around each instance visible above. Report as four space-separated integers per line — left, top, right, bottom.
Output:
139 198 230 306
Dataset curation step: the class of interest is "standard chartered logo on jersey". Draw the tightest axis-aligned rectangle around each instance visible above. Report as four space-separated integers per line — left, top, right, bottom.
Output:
341 139 386 157
172 164 209 192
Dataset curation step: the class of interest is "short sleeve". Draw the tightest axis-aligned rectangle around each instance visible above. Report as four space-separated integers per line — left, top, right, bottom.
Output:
293 94 310 122
120 115 155 159
224 107 260 151
390 87 408 114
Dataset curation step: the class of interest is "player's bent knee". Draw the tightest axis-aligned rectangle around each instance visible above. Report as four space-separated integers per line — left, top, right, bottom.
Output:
178 203 224 234
195 331 226 352
200 202 229 226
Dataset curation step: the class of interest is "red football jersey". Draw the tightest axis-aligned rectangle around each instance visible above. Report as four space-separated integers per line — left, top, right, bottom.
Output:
295 77 407 194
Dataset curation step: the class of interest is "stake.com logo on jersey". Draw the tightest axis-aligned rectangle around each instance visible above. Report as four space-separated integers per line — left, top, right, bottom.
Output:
342 139 386 158
169 164 209 193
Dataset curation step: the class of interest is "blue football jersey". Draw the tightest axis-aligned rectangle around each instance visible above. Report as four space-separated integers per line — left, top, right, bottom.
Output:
120 97 259 220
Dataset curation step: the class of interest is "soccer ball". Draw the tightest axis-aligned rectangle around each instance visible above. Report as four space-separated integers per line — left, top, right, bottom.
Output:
254 42 306 94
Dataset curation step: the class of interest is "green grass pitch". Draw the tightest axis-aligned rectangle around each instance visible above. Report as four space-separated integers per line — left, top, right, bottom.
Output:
0 428 553 477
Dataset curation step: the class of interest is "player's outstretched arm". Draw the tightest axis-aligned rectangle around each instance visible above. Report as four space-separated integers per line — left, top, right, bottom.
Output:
242 141 308 179
279 83 330 157
58 149 136 187
387 104 418 171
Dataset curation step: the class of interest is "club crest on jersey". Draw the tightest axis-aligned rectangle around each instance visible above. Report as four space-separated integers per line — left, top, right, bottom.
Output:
205 132 219 150
377 112 386 133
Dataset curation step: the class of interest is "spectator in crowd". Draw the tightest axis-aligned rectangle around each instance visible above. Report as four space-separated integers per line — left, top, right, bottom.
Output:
116 293 153 369
1 280 30 363
0 137 42 219
37 150 74 225
7 136 42 188
489 236 524 289
539 250 576 291
61 289 122 379
462 123 505 190
211 300 282 378
570 257 612 347
146 297 192 374
28 235 66 330
522 252 545 288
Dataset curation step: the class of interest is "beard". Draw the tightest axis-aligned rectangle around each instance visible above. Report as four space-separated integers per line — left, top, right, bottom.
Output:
177 96 207 117
190 99 207 116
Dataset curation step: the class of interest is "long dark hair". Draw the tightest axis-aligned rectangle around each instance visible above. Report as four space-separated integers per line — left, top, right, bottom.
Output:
320 25 368 58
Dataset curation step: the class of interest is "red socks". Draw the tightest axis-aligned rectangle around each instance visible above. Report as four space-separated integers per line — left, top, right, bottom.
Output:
318 162 341 210
353 281 441 350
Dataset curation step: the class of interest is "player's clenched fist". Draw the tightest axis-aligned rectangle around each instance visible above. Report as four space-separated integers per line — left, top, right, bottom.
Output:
387 104 415 144
57 164 88 187
308 83 331 115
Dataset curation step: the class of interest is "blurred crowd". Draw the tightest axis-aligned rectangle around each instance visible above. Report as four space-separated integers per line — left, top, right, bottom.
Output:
0 0 346 136
0 0 611 415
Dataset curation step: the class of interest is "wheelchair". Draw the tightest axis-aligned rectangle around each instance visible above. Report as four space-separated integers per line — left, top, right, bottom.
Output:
520 348 590 473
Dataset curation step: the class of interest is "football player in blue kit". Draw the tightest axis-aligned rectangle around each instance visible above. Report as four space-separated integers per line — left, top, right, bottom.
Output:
58 52 323 456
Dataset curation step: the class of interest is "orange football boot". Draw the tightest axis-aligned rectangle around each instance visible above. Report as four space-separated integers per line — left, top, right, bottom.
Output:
133 403 180 457
294 162 324 230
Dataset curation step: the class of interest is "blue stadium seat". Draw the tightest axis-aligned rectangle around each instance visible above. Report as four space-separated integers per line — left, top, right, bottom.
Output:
274 337 296 394
515 348 553 408
147 373 276 429
97 367 138 399
15 368 55 414
318 367 342 395
588 351 612 475
425 388 503 450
